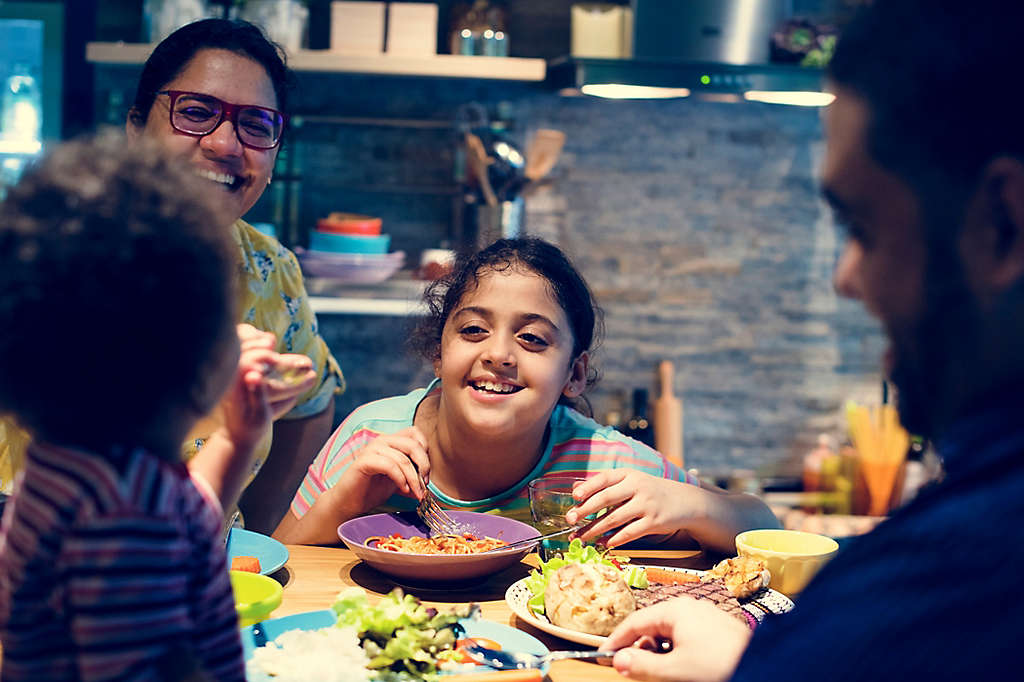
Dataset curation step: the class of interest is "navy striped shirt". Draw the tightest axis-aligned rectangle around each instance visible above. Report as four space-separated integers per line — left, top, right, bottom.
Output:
733 391 1024 679
0 441 244 680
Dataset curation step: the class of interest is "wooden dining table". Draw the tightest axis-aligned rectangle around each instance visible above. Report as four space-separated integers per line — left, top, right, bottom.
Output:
270 544 708 682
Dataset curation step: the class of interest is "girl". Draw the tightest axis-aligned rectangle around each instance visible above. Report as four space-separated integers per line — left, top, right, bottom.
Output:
274 238 778 551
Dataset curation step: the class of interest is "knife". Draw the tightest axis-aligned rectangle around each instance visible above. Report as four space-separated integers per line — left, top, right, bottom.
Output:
479 525 582 554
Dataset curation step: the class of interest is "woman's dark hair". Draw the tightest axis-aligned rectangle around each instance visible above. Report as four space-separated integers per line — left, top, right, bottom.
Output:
128 18 294 128
409 237 604 408
0 132 237 456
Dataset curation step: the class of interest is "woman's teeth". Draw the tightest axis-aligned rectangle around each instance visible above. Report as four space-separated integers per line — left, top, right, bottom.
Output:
472 381 520 394
195 168 240 190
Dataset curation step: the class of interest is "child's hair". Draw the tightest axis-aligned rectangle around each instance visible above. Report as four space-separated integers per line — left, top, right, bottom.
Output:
0 132 237 455
409 237 603 409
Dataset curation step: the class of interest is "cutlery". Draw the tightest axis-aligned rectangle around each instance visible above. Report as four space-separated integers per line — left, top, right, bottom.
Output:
463 638 673 670
477 525 581 554
463 643 611 669
415 472 461 537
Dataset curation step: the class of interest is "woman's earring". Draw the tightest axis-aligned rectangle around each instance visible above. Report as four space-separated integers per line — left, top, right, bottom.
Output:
267 176 273 186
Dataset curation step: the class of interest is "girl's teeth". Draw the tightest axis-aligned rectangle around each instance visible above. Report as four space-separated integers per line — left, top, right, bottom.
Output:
476 381 516 394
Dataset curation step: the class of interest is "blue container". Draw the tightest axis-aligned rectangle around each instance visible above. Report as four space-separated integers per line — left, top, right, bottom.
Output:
310 232 390 254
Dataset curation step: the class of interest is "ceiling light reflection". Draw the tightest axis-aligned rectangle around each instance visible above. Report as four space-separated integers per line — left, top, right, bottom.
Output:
743 91 836 107
581 84 691 100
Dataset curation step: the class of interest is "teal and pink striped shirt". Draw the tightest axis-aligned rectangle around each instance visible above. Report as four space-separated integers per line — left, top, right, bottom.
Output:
291 380 696 526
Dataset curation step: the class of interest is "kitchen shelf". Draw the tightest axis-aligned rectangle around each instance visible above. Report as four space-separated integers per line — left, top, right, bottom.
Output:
85 42 546 81
305 275 427 317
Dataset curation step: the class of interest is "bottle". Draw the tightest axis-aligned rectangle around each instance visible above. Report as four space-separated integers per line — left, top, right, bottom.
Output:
1 64 42 146
897 436 928 506
621 388 654 447
802 434 835 512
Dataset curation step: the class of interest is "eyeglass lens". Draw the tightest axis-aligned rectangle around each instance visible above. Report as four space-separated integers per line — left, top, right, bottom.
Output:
170 93 283 149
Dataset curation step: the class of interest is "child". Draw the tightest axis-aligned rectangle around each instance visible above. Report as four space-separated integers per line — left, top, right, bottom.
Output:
274 238 778 551
0 134 280 680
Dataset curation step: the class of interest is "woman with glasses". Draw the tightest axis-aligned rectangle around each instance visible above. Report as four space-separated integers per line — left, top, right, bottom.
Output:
124 18 345 532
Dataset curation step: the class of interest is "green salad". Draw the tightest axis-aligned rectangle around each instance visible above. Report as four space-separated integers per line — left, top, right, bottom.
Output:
331 587 475 680
522 539 648 617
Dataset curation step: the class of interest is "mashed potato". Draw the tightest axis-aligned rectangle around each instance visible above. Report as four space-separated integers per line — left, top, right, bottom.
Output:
248 625 372 682
544 563 636 636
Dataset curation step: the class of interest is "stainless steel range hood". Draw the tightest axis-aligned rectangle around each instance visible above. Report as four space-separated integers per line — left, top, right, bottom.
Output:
550 0 832 104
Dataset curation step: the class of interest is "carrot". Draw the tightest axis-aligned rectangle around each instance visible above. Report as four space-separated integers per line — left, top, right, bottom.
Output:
231 556 261 573
644 567 699 585
452 670 544 682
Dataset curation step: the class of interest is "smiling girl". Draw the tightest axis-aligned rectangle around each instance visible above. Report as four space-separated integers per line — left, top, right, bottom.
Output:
274 238 777 551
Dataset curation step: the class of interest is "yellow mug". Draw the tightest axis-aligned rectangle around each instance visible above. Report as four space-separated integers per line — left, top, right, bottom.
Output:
736 529 839 597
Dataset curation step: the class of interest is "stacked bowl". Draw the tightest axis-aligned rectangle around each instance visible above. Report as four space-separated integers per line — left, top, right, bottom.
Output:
297 212 404 284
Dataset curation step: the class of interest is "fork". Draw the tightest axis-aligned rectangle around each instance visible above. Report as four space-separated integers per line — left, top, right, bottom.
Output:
416 473 461 536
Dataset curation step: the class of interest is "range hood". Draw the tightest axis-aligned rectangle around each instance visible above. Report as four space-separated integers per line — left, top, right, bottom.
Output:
552 0 833 105
547 56 831 105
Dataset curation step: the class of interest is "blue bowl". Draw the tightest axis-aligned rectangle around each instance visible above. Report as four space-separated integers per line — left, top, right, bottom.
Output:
310 232 390 254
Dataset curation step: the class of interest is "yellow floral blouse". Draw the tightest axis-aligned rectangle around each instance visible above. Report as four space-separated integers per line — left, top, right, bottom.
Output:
0 219 344 496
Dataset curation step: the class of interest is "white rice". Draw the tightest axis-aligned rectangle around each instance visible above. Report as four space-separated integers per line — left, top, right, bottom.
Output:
247 625 372 682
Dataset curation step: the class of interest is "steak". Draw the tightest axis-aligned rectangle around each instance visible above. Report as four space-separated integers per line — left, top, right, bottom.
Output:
633 580 753 627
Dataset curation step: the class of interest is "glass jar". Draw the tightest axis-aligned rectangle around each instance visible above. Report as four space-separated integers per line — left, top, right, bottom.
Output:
234 0 308 53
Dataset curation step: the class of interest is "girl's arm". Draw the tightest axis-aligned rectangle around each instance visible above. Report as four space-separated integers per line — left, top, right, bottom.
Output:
567 470 781 555
273 426 432 545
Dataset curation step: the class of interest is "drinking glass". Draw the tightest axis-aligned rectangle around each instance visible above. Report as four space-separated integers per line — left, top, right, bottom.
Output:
528 476 586 561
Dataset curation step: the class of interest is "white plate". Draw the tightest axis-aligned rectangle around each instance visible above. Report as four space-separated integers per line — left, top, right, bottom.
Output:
505 565 794 647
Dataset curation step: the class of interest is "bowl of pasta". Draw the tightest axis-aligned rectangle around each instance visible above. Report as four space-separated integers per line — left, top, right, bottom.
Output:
337 511 538 584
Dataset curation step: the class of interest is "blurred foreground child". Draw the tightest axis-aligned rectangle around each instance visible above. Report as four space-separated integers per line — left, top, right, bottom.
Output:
0 134 278 680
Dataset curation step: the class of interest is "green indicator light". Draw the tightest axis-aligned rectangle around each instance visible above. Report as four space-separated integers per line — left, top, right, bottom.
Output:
700 74 711 85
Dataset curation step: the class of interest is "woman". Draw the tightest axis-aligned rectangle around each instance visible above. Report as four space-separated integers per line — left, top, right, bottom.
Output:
124 18 344 531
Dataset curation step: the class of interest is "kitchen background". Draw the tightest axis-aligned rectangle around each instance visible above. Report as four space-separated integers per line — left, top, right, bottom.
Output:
21 0 885 481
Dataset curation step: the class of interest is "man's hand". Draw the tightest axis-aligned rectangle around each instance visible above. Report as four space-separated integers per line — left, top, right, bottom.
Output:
602 597 752 682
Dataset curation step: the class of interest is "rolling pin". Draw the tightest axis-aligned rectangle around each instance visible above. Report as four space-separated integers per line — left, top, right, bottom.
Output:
653 360 684 468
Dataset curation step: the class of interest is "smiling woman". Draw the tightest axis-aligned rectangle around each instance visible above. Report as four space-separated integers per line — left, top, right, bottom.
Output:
120 18 345 532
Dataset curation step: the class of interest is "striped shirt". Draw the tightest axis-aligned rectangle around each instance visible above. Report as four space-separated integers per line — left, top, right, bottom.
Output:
291 380 696 525
0 441 244 681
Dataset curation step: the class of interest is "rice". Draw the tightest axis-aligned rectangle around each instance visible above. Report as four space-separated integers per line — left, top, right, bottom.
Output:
247 625 372 682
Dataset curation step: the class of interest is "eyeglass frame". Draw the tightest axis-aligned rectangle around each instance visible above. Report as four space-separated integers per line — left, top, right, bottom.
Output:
156 89 288 150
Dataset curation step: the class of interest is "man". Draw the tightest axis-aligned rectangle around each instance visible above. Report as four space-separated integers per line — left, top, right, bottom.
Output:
604 1 1024 679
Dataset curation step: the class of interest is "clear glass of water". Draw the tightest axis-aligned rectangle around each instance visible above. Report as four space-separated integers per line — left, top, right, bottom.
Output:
528 477 587 561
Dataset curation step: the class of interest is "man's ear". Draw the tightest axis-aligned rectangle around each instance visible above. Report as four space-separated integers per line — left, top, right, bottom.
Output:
963 156 1024 296
562 352 589 398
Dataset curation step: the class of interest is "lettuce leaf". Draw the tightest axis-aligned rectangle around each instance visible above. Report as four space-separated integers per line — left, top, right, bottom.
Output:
330 587 468 679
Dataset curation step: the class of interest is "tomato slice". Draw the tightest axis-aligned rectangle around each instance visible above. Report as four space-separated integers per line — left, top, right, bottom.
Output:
457 637 502 651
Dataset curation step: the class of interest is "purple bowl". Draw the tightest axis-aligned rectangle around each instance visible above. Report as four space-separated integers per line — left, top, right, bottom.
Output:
337 511 537 583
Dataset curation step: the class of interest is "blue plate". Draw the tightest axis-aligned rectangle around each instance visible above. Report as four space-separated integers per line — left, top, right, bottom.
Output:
241 610 550 677
225 528 289 576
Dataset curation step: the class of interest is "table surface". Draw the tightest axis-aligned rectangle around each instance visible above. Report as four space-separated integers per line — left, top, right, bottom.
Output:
272 544 707 682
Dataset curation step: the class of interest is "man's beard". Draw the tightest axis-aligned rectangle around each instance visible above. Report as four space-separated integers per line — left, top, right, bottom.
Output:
889 247 982 439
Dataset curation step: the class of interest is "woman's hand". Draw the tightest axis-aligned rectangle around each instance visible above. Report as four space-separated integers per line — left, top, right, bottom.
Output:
567 469 706 548
602 597 751 682
329 426 432 519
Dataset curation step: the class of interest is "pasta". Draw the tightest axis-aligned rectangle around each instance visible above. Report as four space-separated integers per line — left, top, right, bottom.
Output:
366 533 508 555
